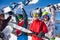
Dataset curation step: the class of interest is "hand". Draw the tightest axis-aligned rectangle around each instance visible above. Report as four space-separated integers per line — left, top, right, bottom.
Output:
0 32 4 38
8 11 14 15
18 2 24 9
49 5 55 12
37 32 45 38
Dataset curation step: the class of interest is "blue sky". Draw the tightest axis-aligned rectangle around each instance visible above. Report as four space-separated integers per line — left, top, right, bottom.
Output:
0 0 60 20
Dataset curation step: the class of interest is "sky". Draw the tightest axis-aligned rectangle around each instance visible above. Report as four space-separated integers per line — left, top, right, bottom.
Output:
0 0 60 20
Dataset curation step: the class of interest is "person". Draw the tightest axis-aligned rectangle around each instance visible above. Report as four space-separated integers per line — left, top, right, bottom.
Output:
16 14 24 36
42 5 56 40
16 4 28 40
0 10 12 40
29 12 48 40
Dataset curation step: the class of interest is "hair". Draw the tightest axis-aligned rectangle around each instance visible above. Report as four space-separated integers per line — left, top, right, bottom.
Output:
47 15 50 20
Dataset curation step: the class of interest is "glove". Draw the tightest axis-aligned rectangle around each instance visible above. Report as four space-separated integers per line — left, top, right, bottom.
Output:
8 11 13 15
18 2 24 9
0 32 4 38
37 32 45 38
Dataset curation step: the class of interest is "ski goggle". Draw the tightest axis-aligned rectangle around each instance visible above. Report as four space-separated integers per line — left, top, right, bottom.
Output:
33 13 39 17
43 15 49 18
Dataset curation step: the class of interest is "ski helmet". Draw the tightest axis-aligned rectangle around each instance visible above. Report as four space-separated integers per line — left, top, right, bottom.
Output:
42 11 49 16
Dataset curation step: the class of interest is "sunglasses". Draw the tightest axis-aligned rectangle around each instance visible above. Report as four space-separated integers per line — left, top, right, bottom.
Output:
43 15 49 18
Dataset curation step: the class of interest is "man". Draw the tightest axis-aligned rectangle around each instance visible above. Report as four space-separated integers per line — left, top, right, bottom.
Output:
0 10 12 40
42 5 56 40
16 14 24 36
29 12 48 40
16 5 28 40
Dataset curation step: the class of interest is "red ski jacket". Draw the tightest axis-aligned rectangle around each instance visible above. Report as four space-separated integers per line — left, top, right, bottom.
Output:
30 19 48 40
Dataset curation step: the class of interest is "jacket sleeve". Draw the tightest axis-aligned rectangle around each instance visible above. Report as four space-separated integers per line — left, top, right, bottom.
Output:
6 16 12 23
29 23 33 31
42 21 48 34
22 8 28 28
50 7 56 23
1 16 12 31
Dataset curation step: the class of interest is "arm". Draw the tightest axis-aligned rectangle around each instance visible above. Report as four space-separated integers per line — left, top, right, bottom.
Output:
37 21 48 38
42 21 48 34
21 8 28 28
6 16 12 23
50 5 56 23
1 16 12 31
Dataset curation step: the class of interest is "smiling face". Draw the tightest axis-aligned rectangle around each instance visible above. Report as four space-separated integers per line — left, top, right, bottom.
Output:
19 18 23 22
0 14 4 19
43 15 49 21
18 14 23 22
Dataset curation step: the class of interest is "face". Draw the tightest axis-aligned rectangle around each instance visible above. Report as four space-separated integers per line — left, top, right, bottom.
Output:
0 14 4 19
33 16 39 20
19 18 23 22
43 15 49 21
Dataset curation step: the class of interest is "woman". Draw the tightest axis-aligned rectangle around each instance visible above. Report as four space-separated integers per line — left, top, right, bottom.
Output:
16 7 28 40
29 12 48 40
42 5 56 40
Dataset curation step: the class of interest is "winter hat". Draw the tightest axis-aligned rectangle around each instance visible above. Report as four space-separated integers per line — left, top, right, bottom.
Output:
18 14 23 19
42 11 49 16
